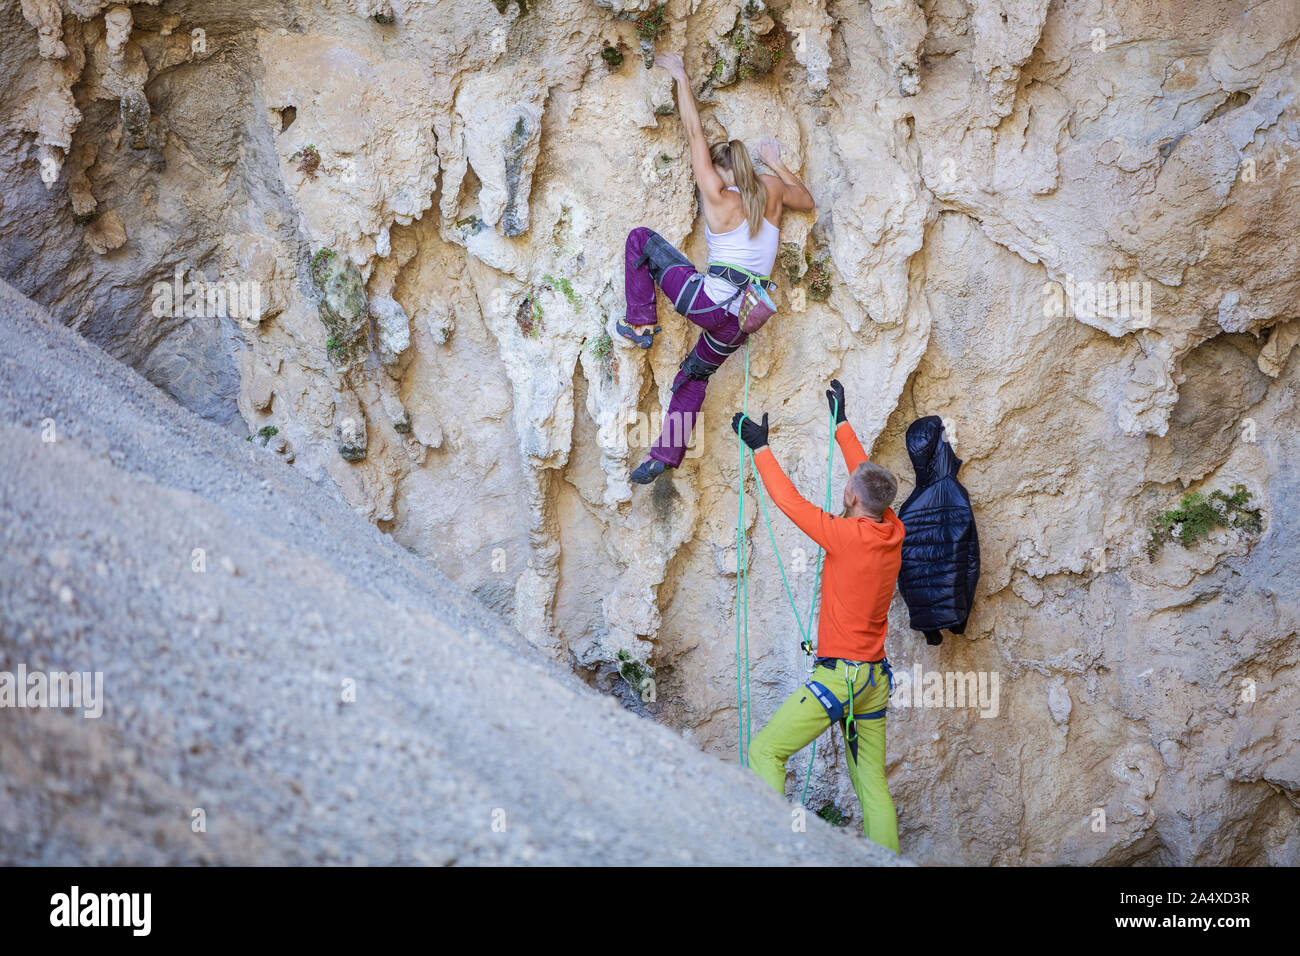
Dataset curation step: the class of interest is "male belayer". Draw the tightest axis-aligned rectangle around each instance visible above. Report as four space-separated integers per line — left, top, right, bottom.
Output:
731 380 904 852
895 416 979 645
621 51 816 485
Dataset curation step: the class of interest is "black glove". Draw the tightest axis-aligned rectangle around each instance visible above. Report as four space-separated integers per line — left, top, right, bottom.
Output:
826 379 847 424
731 412 769 451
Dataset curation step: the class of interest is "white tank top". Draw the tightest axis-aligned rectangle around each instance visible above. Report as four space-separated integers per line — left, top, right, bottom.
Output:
701 187 780 314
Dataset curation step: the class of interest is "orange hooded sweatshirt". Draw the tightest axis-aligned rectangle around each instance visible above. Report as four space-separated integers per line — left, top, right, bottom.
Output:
753 422 904 662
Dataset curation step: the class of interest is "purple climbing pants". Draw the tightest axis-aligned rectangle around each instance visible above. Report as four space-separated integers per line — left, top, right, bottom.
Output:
625 226 748 469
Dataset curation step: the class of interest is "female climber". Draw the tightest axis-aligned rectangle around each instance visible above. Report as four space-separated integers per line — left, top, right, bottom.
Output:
621 51 816 485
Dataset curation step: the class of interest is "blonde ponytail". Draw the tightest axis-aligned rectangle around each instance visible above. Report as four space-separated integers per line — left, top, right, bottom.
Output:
710 139 768 237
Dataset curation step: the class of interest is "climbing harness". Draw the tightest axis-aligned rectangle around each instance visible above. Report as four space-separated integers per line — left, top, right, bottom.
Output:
710 263 778 337
734 346 842 801
805 658 893 763
685 262 779 342
630 229 777 336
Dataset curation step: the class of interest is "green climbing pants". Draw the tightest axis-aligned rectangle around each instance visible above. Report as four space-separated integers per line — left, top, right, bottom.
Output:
748 659 899 853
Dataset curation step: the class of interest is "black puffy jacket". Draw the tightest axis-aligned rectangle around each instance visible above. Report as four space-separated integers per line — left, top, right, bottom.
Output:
896 416 979 645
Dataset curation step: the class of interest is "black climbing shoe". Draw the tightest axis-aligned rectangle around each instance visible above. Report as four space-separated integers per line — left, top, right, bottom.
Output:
630 457 667 484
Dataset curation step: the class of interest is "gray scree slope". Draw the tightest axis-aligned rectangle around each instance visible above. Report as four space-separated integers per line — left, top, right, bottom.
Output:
0 280 899 865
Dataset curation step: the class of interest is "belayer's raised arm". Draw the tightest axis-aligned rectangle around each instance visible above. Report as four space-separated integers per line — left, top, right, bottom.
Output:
827 377 869 471
731 410 840 552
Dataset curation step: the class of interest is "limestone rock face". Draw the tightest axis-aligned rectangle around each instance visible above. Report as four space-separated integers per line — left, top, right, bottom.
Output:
2 0 1297 864
0 279 897 866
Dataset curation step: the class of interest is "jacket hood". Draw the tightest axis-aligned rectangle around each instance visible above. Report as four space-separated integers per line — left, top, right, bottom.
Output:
905 415 961 485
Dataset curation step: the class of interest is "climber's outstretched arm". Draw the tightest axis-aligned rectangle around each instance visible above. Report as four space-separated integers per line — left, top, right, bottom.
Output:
655 53 726 204
759 138 816 213
827 379 868 471
732 412 840 552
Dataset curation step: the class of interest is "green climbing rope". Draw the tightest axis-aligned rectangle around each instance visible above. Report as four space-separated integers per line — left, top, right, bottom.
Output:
734 346 839 801
734 343 753 766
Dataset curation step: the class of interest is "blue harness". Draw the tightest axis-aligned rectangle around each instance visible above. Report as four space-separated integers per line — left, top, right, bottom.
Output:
803 658 893 762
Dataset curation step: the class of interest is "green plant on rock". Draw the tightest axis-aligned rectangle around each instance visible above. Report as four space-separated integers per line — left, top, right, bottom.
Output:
1146 484 1263 559
616 649 654 697
589 332 613 361
805 251 833 301
654 103 675 116
310 249 369 368
716 16 788 86
817 803 848 827
542 274 582 308
601 45 624 68
516 296 543 339
246 425 279 446
455 214 484 238
589 332 614 383
636 3 669 43
296 143 320 180
310 248 336 287
778 241 805 286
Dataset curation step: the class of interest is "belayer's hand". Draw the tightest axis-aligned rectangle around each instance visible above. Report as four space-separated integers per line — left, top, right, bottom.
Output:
731 412 770 451
826 379 847 424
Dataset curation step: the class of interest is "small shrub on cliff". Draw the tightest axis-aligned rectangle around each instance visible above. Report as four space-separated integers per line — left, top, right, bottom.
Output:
715 17 787 86
1146 484 1262 559
589 332 613 361
246 425 279 446
601 45 624 69
616 650 654 698
310 248 335 287
636 3 669 42
778 241 805 285
589 332 614 383
295 144 320 180
805 251 833 301
817 803 848 827
516 297 543 339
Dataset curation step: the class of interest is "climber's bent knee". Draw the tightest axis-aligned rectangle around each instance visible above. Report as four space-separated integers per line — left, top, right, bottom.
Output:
633 229 695 287
672 348 720 391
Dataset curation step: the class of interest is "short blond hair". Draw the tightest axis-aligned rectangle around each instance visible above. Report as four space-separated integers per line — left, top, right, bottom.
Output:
852 462 898 515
